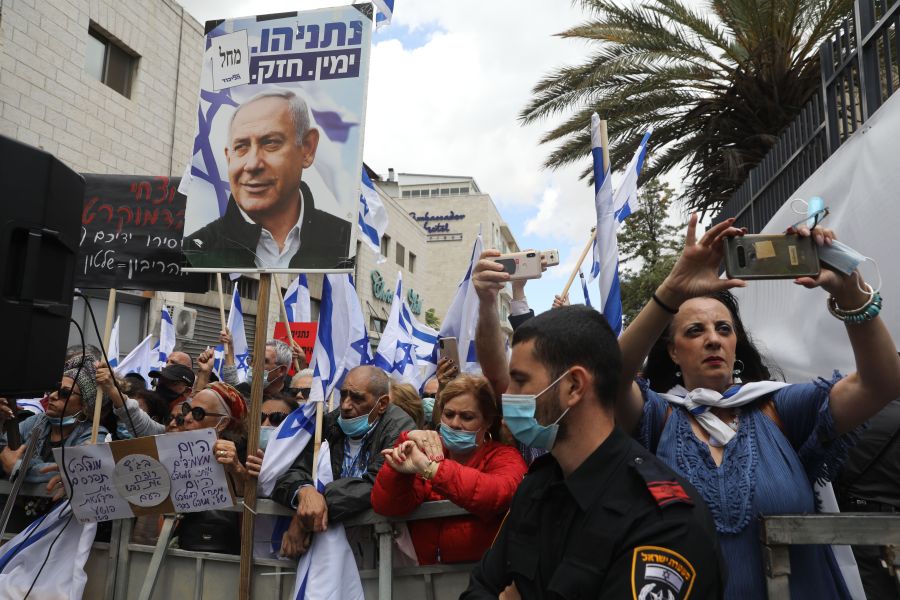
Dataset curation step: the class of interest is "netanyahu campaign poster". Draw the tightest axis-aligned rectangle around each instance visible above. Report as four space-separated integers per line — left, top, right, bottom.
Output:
182 5 373 272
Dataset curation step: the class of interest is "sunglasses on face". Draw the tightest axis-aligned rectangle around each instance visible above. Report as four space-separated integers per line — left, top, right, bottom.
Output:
261 412 288 426
422 393 436 399
49 386 81 400
180 403 228 422
167 414 185 427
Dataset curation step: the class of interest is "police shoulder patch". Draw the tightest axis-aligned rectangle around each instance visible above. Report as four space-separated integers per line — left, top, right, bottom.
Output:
631 546 696 600
632 457 693 508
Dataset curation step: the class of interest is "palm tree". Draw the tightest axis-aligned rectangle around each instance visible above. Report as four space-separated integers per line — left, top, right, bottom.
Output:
521 0 852 215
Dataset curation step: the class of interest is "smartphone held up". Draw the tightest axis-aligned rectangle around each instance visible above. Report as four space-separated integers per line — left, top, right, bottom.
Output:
496 249 559 281
724 233 820 280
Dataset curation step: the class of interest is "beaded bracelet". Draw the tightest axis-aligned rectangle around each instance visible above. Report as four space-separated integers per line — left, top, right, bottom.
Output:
827 289 883 324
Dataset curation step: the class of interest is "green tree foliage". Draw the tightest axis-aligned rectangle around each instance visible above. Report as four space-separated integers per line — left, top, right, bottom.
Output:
521 0 851 215
618 178 682 325
424 307 441 329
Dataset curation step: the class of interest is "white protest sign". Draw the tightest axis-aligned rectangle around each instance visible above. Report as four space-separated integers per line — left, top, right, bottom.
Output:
210 29 250 90
54 429 234 523
157 428 233 512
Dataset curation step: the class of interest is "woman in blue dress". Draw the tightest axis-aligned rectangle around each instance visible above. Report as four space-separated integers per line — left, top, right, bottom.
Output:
618 215 900 598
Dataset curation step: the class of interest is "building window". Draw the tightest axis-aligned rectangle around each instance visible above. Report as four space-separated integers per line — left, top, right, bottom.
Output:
402 190 411 197
370 316 386 334
460 187 469 194
411 190 421 197
85 25 137 98
380 234 391 257
440 188 450 195
450 187 460 194
396 242 405 267
409 252 416 273
431 189 440 196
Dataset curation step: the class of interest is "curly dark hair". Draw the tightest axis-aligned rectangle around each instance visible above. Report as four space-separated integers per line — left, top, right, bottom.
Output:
643 290 779 392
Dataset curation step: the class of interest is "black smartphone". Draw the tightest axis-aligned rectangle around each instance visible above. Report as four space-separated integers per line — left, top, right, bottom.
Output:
724 234 820 280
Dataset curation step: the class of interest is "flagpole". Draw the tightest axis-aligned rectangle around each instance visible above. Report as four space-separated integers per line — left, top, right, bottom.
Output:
239 273 271 600
561 227 596 299
273 275 303 373
561 118 610 298
91 288 116 444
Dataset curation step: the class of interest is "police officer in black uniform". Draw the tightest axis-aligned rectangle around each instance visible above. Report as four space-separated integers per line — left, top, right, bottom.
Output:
463 306 724 599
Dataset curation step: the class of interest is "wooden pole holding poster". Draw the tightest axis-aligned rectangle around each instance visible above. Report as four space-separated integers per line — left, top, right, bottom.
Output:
216 273 227 334
273 275 303 373
91 288 116 444
238 273 271 600
561 119 610 299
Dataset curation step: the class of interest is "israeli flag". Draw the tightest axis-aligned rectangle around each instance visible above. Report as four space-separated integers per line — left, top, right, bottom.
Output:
107 316 120 369
579 271 594 308
613 127 653 221
358 168 388 261
374 272 422 387
115 334 155 379
373 0 395 29
0 502 97 600
439 234 483 373
213 285 250 382
258 402 318 498
292 440 364 599
587 122 653 280
153 306 176 370
284 274 311 323
591 113 623 335
411 318 439 387
308 274 371 403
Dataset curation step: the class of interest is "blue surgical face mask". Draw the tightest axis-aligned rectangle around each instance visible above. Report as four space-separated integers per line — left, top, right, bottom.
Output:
247 367 272 388
258 426 276 450
501 371 571 450
422 397 436 422
48 412 82 427
338 405 377 438
439 423 478 453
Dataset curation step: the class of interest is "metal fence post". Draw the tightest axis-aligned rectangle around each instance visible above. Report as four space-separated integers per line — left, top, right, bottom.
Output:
375 521 394 600
855 0 881 120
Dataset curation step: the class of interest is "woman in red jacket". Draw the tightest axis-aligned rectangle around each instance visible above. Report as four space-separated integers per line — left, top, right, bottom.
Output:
371 374 527 565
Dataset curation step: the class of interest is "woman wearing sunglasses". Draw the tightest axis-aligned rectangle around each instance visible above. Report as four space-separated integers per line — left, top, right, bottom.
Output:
371 374 527 565
0 356 108 520
177 382 248 555
244 397 299 481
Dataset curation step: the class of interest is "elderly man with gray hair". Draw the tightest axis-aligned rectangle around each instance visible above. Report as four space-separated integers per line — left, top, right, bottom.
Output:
185 89 351 269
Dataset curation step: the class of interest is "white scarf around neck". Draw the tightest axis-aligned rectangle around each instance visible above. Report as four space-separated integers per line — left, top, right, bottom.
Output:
659 381 790 446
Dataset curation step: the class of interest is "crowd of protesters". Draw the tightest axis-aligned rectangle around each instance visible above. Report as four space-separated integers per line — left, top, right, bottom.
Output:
0 218 898 599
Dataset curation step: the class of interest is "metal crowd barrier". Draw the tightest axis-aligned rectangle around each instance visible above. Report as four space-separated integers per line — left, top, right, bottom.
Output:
0 481 471 600
760 513 900 599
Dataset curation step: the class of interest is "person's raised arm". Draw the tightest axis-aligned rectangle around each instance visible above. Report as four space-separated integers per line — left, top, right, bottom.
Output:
194 347 214 392
96 361 126 409
474 249 512 396
792 226 900 433
617 215 745 431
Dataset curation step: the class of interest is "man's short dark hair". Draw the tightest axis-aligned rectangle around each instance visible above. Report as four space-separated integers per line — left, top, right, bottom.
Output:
512 305 622 408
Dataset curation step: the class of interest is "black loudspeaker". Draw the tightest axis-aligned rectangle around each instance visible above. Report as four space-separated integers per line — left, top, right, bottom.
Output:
0 135 82 396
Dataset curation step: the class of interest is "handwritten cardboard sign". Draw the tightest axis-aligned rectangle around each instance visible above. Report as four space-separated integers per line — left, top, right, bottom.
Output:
54 429 234 523
274 321 318 375
78 174 208 292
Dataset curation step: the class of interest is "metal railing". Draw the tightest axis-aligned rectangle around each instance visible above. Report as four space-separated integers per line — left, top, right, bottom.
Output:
760 513 900 598
0 481 469 600
714 0 900 230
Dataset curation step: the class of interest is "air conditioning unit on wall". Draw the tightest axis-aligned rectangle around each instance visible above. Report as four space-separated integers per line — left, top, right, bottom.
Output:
172 306 197 339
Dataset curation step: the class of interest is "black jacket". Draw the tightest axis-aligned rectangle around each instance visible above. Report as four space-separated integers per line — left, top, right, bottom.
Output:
463 427 725 599
272 404 414 523
184 181 353 269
